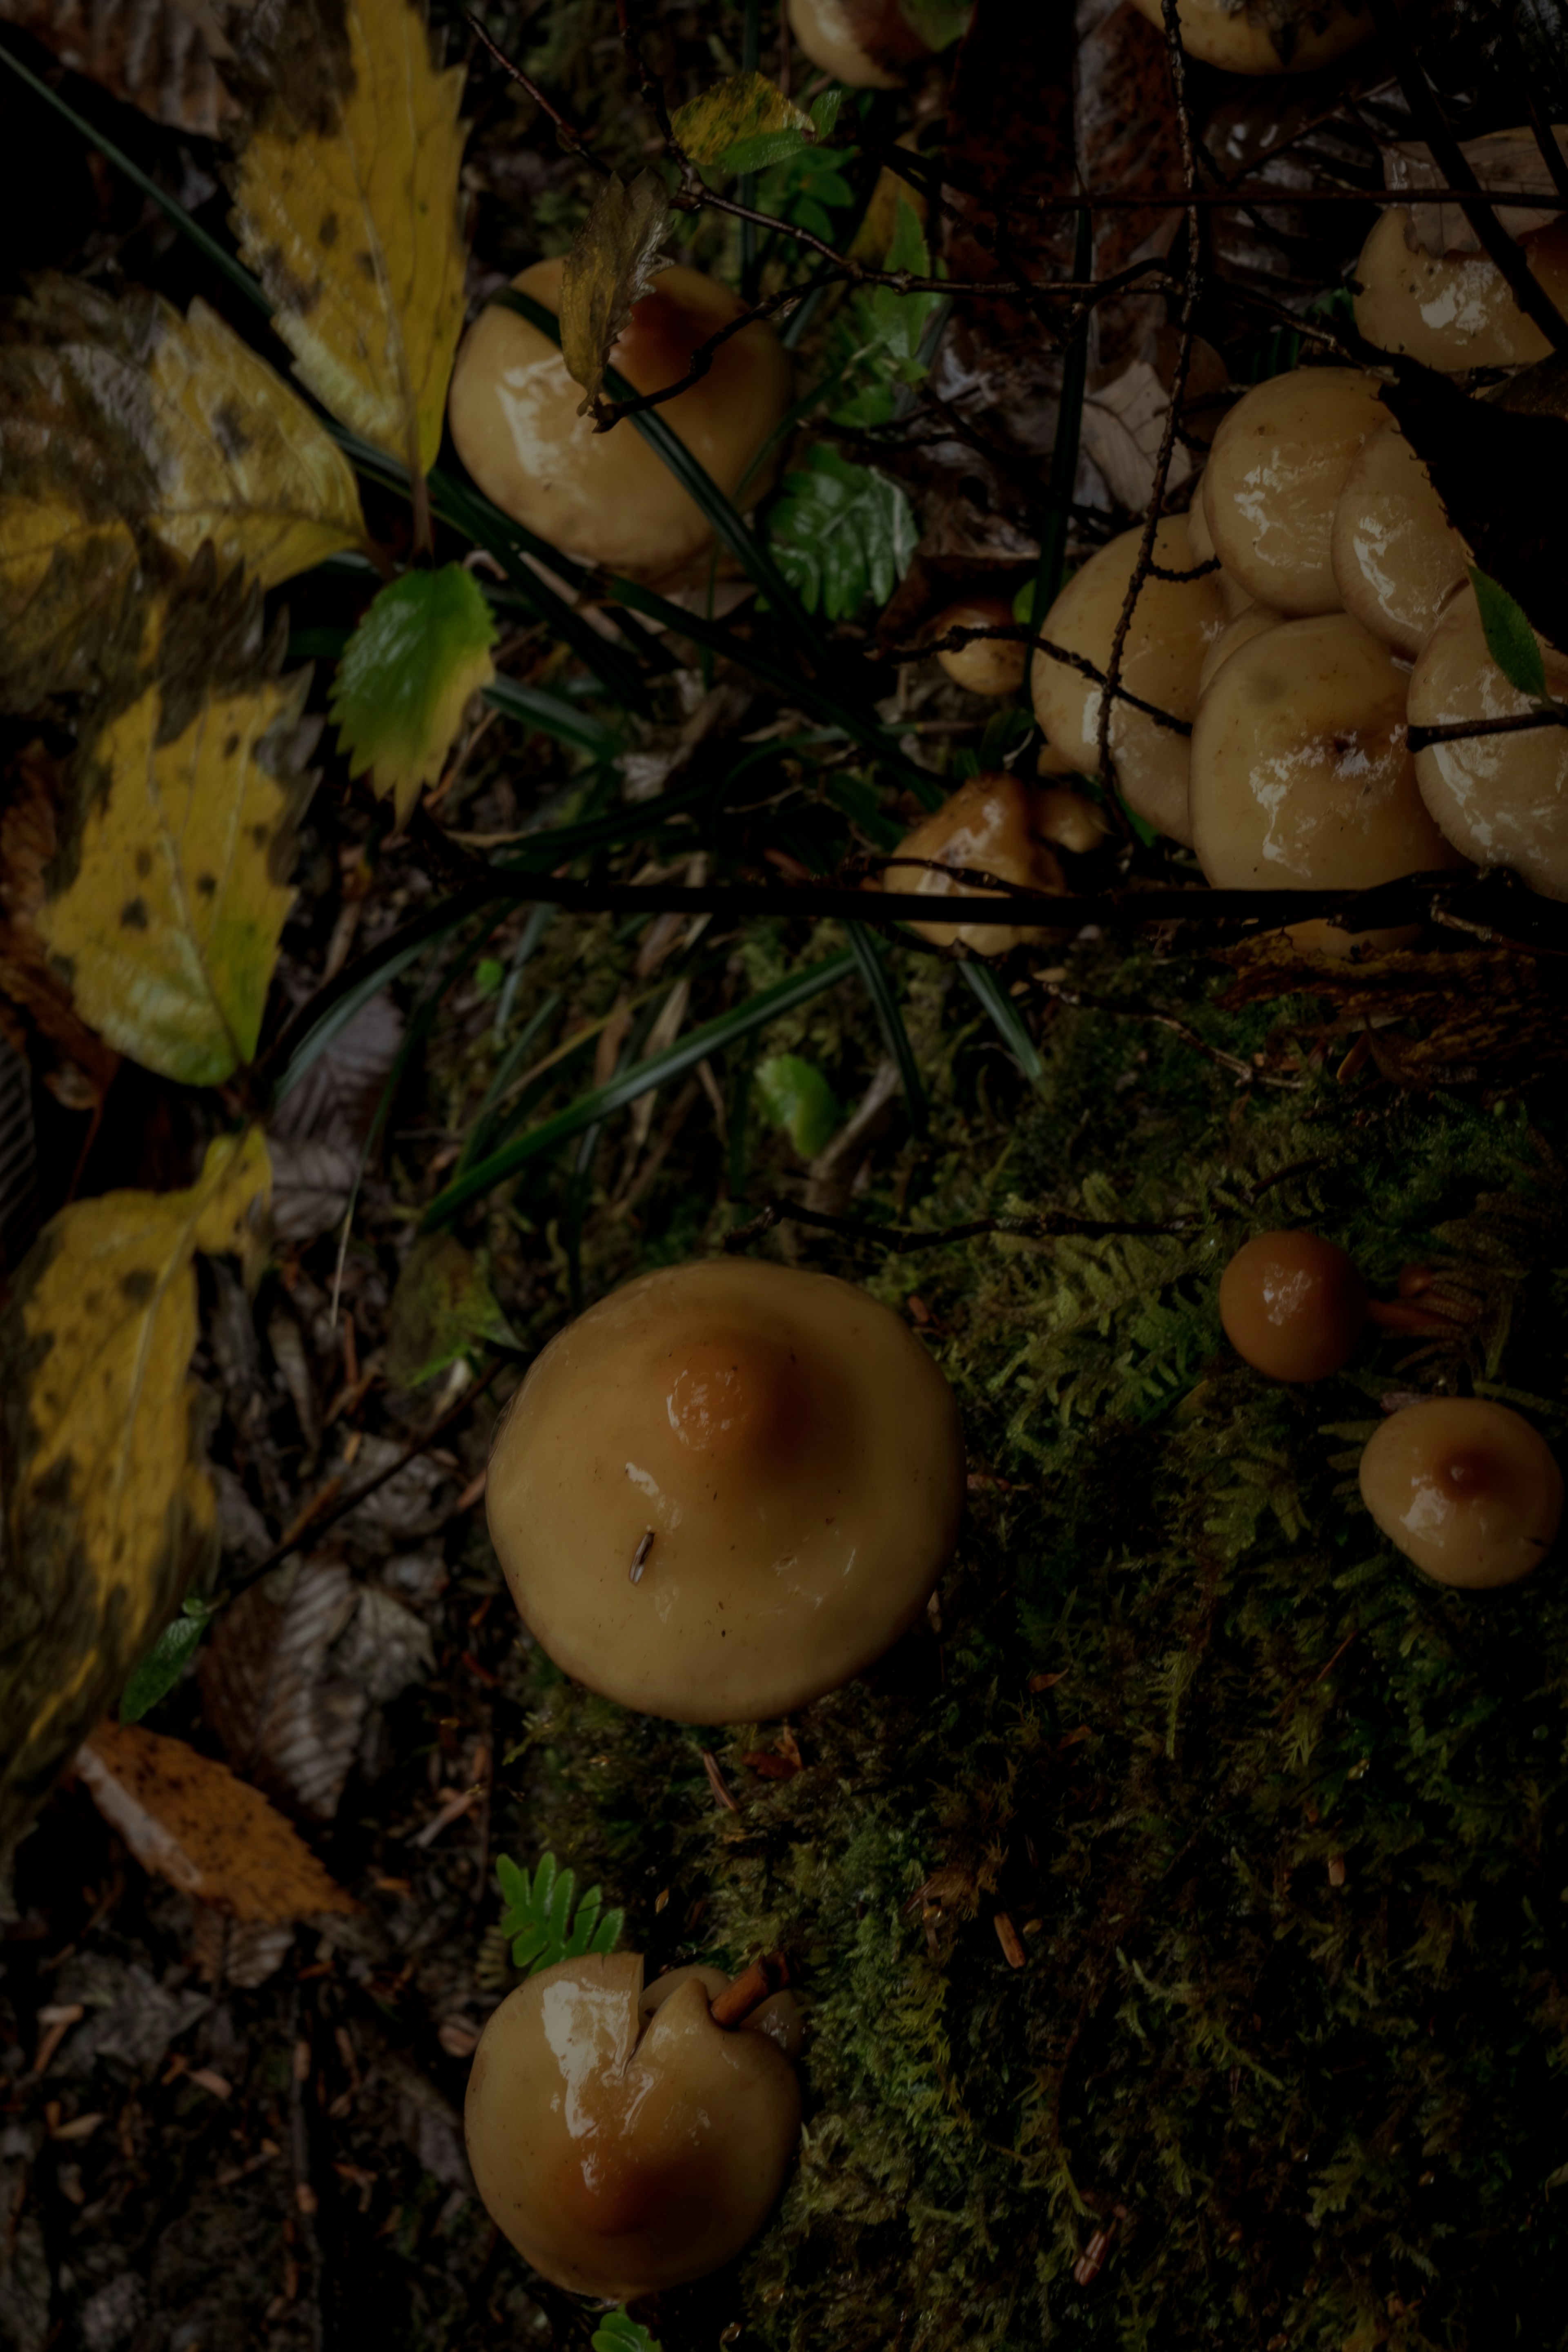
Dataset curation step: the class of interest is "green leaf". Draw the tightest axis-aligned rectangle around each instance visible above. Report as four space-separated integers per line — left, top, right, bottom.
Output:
496 1850 625 1976
754 1054 842 1158
119 1596 222 1725
959 961 1044 1083
869 196 941 379
670 71 808 167
557 170 671 414
1468 566 1548 701
330 566 498 829
592 2315 664 2352
767 447 917 619
475 958 505 997
384 1233 517 1387
847 922 928 1138
722 126 811 174
809 88 847 138
900 0 973 47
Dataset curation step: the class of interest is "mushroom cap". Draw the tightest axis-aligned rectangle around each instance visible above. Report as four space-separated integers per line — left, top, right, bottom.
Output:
1196 604 1282 699
1127 0 1372 71
486 1257 965 1722
447 259 793 575
1219 1230 1366 1383
1203 367 1385 618
931 599 1027 698
1353 205 1568 374
883 772 1067 953
1330 422 1469 660
1359 1398 1563 1588
1033 785 1111 855
1189 611 1467 894
1188 474 1253 619
1030 516 1227 847
786 0 930 85
465 1952 802 2299
1408 586 1568 900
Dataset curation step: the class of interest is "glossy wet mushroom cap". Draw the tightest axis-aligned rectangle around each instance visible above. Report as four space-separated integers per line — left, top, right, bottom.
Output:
1033 785 1111 855
1196 604 1282 699
1203 367 1385 618
1353 204 1568 373
1128 0 1372 71
485 1257 965 1723
466 1952 802 2299
786 0 934 85
1187 476 1252 620
882 772 1067 954
930 599 1027 698
1359 1398 1563 1587
447 259 793 576
1219 1230 1366 1383
1408 586 1568 900
1330 422 1470 660
1031 515 1227 846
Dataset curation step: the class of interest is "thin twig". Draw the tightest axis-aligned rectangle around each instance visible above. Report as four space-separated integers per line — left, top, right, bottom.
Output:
724 1197 1205 1258
465 14 613 176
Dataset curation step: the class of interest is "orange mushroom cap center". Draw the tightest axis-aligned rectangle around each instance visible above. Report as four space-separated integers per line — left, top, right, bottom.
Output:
663 1331 807 1466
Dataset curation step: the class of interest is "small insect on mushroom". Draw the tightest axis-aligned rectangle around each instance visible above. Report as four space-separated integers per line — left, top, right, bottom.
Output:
486 1257 965 1723
1359 1397 1564 1589
1219 1230 1367 1384
881 772 1068 957
465 1952 803 2299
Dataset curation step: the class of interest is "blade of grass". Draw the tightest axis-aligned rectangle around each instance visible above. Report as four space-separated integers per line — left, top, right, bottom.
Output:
483 674 623 762
460 989 564 1175
271 934 438 1106
846 922 927 1137
496 902 556 1036
422 949 855 1227
959 960 1044 1082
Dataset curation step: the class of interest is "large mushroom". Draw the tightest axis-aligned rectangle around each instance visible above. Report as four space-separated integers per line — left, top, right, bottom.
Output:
485 1258 965 1722
1127 0 1372 72
1407 586 1568 900
882 772 1067 954
786 0 945 85
1359 1399 1562 1588
466 1952 802 2298
1202 367 1386 618
1353 198 1568 374
447 260 793 575
1330 422 1470 660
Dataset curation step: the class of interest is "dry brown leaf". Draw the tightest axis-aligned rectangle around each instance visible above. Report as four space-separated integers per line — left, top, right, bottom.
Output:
0 0 239 135
76 1720 358 1924
558 170 671 416
0 747 120 1102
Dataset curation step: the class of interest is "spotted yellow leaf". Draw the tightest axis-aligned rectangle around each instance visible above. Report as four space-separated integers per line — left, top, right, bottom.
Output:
227 0 468 478
559 169 671 415
36 562 318 1087
669 71 809 168
330 563 497 827
0 1128 270 1849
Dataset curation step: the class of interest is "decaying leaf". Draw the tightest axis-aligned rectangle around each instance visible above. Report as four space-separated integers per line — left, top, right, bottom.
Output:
0 1129 270 1847
36 561 319 1087
0 0 239 136
669 71 809 168
226 0 468 478
0 745 120 1099
329 565 497 829
385 1232 514 1388
558 169 671 416
76 1719 357 1922
1383 127 1568 257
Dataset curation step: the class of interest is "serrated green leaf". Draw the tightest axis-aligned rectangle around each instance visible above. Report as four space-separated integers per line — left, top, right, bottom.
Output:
671 71 809 166
496 1849 626 1977
1469 566 1548 701
384 1231 516 1388
766 447 916 618
558 170 671 414
330 565 497 829
722 126 811 174
119 1595 222 1724
754 1054 842 1158
869 196 940 380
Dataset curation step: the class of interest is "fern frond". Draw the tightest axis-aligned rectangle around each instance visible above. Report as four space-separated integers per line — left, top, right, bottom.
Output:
495 1850 626 1976
592 2313 664 2352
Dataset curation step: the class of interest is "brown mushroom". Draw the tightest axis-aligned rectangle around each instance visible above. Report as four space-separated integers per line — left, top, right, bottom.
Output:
1219 1230 1366 1383
1031 516 1227 846
1359 1398 1563 1587
1353 203 1568 373
882 772 1067 953
1127 0 1372 71
1033 785 1111 855
466 1951 802 2299
930 599 1027 698
1203 367 1385 618
1196 604 1282 700
786 0 940 85
1188 474 1255 621
1330 422 1470 660
1408 586 1568 900
485 1258 964 1722
447 260 793 575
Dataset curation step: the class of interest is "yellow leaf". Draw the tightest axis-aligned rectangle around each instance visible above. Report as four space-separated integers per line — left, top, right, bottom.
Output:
0 1130 270 1847
78 1721 357 1923
36 563 317 1087
0 493 138 710
329 562 497 828
669 71 809 167
227 0 468 478
559 169 672 414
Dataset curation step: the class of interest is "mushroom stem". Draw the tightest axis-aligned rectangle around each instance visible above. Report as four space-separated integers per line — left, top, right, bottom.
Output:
1365 1298 1463 1334
710 1953 790 2029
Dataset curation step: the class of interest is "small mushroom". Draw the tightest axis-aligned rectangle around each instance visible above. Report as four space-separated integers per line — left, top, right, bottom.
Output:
1203 367 1386 618
1033 785 1111 855
1196 604 1282 699
1359 1398 1563 1587
929 599 1027 698
1219 1230 1366 1383
787 0 938 85
486 1258 965 1722
1408 585 1568 900
466 1951 802 2299
1353 203 1568 374
1127 0 1372 71
447 259 793 575
1330 422 1470 660
882 772 1067 953
1031 515 1228 846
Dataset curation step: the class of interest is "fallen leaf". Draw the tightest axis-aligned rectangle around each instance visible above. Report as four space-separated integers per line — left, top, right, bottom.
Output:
77 1719 357 1922
227 0 468 477
0 745 121 1097
35 559 319 1087
330 564 497 829
385 1232 514 1388
0 1130 270 1845
1384 127 1568 256
558 169 671 416
670 71 808 167
0 0 239 135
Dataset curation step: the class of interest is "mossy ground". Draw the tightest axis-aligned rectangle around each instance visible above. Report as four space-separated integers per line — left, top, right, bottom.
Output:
463 918 1568 2352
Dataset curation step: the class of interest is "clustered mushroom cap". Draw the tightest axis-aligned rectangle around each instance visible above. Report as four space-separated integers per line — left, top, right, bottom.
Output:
1408 587 1568 901
1202 367 1387 617
1032 785 1110 855
1359 1398 1563 1588
1031 515 1227 847
1128 0 1372 71
1219 1230 1367 1383
465 1952 802 2299
447 259 793 576
1187 479 1253 620
1353 204 1568 373
786 0 931 85
883 772 1067 954
1330 423 1470 661
1196 604 1281 699
485 1257 965 1724
930 599 1027 698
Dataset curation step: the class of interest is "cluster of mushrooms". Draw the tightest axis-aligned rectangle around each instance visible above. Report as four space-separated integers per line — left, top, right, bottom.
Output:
464 1243 1559 2302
